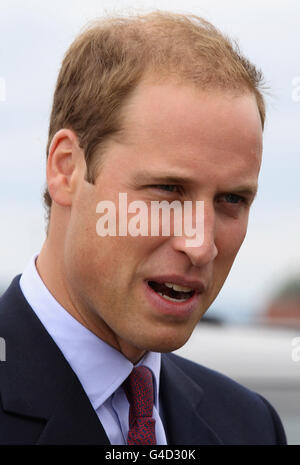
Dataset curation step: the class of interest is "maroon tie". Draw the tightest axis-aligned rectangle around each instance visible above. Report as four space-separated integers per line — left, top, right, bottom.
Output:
123 366 157 445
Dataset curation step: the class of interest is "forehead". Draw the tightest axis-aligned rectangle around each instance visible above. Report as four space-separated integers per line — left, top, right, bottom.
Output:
123 81 261 144
100 81 263 186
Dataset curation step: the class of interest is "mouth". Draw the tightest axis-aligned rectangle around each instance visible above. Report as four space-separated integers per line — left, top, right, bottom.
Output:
147 280 195 303
143 276 204 319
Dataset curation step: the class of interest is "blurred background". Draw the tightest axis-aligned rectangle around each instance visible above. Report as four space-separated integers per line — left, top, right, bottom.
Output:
0 0 299 444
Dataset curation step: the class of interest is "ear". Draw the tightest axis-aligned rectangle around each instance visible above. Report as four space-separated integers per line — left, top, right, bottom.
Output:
47 129 85 207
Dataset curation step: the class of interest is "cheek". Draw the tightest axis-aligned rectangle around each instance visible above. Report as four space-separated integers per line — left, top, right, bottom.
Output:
80 234 153 284
216 219 248 267
64 216 97 286
206 222 247 306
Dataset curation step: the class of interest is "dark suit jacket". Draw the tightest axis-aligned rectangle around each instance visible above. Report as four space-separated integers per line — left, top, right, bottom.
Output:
0 275 287 445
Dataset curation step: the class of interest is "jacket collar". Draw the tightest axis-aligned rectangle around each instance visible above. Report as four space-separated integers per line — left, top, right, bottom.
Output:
160 353 223 445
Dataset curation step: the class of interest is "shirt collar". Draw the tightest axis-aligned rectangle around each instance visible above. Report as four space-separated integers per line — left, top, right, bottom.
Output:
19 253 161 411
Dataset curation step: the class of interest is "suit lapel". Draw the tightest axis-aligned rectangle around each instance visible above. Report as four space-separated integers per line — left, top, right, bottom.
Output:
160 354 223 445
0 275 110 445
36 373 110 445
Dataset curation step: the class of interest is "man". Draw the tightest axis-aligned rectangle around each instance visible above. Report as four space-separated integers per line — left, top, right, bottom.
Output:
0 11 287 445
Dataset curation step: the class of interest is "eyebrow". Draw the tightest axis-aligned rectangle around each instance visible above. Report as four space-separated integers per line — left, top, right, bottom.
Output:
131 171 258 198
132 172 192 186
230 185 258 198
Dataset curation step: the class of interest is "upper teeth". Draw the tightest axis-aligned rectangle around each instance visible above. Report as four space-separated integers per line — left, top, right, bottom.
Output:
164 282 193 292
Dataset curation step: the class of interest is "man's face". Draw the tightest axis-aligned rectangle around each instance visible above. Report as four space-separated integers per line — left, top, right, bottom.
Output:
63 82 262 362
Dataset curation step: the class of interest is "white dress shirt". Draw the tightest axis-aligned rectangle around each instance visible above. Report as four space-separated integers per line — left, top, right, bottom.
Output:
19 253 167 445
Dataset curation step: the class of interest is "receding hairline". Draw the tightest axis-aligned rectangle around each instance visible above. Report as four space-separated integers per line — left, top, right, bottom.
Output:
80 14 266 131
103 74 263 143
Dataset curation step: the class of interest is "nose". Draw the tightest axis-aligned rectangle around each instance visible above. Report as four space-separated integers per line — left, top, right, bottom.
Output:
171 201 218 267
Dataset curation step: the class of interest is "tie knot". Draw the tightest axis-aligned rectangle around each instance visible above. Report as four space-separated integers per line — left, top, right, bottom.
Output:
124 366 154 418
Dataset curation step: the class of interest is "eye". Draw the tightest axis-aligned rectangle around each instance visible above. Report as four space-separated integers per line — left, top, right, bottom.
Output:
215 193 250 218
216 193 252 212
223 193 247 205
150 184 182 194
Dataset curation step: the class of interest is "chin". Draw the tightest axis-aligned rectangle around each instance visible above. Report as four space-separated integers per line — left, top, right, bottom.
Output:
135 331 192 354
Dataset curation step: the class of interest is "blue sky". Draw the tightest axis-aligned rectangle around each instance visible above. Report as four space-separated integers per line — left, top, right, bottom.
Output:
0 0 299 322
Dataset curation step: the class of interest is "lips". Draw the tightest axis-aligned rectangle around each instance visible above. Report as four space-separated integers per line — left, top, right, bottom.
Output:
142 274 206 318
145 275 205 294
148 281 195 301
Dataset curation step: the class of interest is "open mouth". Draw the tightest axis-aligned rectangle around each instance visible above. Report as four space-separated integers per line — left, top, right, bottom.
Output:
147 280 195 302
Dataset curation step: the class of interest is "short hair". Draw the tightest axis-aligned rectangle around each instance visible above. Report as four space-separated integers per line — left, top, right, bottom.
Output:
43 11 266 229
